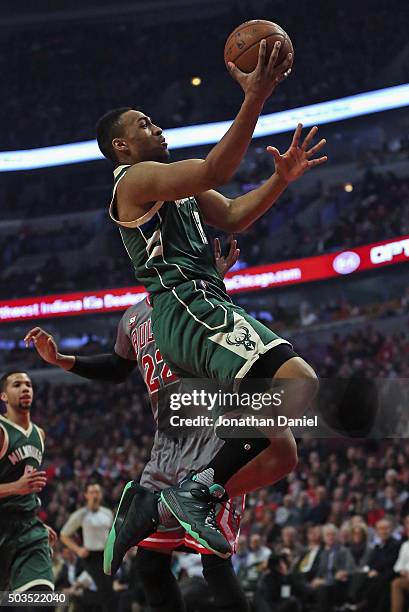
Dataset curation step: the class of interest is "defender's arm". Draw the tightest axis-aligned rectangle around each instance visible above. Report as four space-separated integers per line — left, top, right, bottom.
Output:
24 327 136 384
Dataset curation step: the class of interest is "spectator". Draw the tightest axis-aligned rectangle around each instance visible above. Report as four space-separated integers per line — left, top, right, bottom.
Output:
244 534 272 594
232 535 249 578
348 523 371 569
354 518 400 612
54 546 82 592
391 522 409 612
310 523 356 612
254 553 301 612
293 525 323 580
306 486 331 525
277 527 303 569
276 495 301 527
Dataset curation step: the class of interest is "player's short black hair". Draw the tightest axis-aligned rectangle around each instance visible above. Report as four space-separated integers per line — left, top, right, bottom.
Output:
0 370 30 392
96 107 133 163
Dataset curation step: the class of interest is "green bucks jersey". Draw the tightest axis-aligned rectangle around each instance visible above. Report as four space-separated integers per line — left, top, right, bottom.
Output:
0 415 44 512
109 165 228 297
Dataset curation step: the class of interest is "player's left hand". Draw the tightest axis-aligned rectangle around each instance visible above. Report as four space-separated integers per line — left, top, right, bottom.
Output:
214 237 240 277
45 524 58 549
267 124 327 183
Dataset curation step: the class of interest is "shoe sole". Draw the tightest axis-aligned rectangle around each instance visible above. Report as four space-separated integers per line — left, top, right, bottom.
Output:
104 480 134 575
160 489 231 559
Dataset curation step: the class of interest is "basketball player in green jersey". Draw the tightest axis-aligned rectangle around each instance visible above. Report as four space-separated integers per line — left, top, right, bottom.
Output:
96 41 327 557
0 371 55 598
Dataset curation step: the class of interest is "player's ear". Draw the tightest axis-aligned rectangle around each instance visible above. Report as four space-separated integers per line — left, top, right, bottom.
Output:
112 138 129 155
0 391 7 403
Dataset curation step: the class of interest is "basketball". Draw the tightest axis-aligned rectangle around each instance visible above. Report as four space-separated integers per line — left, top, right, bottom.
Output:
224 20 294 74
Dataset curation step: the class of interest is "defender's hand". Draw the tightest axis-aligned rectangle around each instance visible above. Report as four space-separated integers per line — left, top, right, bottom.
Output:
214 237 240 277
24 327 60 365
228 39 292 103
267 124 327 183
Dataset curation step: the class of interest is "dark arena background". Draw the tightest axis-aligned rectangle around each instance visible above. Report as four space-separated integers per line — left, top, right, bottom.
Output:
1 0 409 611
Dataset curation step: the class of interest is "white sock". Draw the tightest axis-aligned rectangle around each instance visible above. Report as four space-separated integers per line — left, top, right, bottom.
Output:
193 468 215 488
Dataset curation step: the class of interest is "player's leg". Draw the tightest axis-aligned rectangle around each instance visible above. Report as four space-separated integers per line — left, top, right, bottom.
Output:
104 481 160 576
8 518 54 611
224 427 297 497
201 554 249 612
136 548 186 612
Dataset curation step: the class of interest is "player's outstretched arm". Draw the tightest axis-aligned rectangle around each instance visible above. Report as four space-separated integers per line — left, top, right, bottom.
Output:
24 327 136 383
118 41 292 215
197 124 327 232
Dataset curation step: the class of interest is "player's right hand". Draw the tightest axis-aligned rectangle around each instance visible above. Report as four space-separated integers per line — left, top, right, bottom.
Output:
24 327 60 365
227 39 292 102
77 547 90 559
14 470 47 495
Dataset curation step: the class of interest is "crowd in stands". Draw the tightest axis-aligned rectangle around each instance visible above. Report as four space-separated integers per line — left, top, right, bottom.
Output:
1 0 407 150
1 166 408 299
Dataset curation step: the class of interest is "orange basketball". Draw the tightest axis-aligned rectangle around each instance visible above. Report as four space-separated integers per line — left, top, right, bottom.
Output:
224 20 294 74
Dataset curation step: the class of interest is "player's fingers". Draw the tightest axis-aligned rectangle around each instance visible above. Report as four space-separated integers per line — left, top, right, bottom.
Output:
230 248 240 265
301 126 318 151
214 238 221 259
227 62 246 83
228 239 238 256
266 146 282 163
266 40 281 73
275 67 292 84
30 483 47 492
306 138 326 157
256 39 267 70
307 156 328 168
31 481 47 488
273 52 292 78
24 327 41 341
291 123 303 148
31 329 48 341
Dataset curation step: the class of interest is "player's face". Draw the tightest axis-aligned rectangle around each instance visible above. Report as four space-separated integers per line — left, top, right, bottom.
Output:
0 373 33 410
117 110 169 163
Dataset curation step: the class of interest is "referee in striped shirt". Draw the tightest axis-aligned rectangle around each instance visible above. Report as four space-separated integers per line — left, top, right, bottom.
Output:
60 482 114 611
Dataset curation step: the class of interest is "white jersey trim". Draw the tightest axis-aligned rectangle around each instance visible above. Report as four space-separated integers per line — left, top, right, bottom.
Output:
0 423 9 459
15 579 55 592
34 424 45 453
0 415 33 438
109 164 164 228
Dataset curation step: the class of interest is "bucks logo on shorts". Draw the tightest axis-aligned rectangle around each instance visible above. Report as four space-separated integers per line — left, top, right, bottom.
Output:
226 326 256 352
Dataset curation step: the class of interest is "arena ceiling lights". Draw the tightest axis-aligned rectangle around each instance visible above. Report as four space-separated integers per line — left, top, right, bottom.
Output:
1 83 408 172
